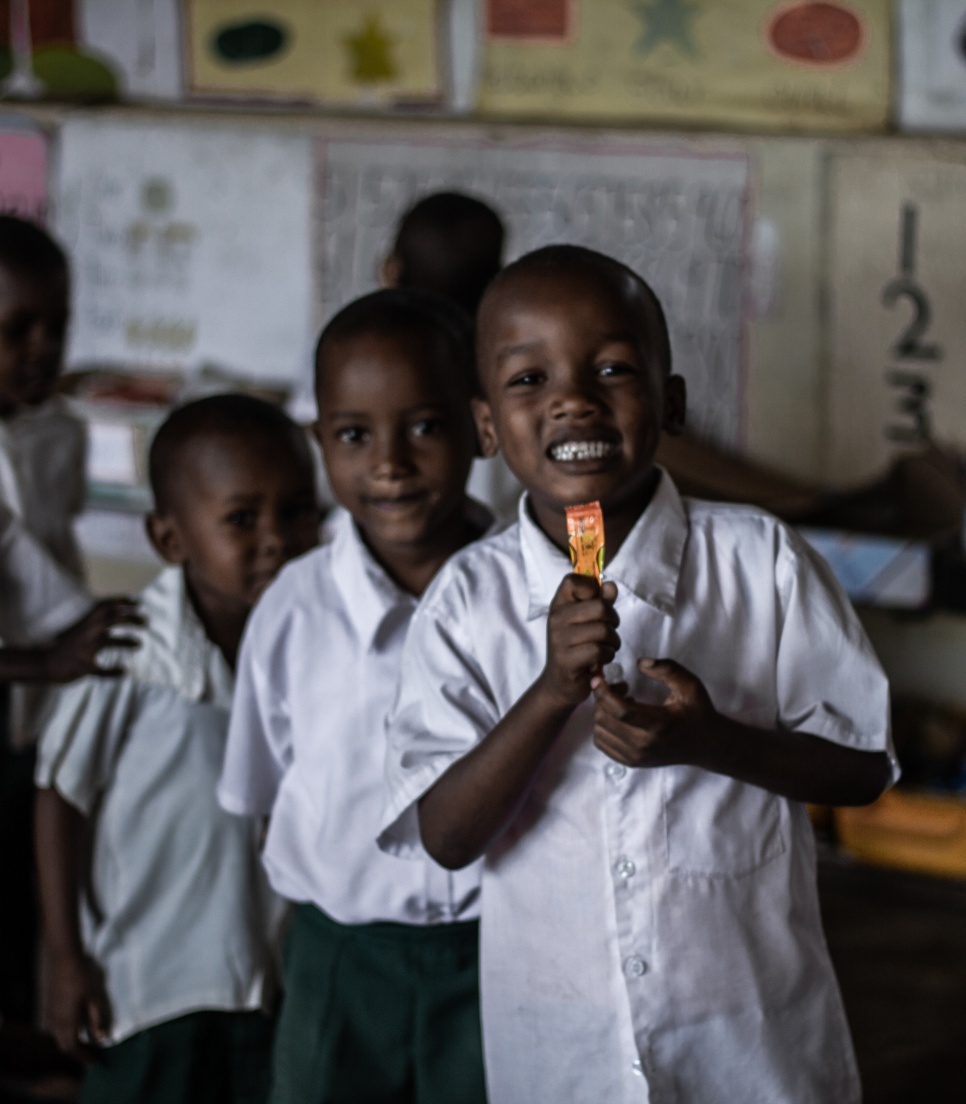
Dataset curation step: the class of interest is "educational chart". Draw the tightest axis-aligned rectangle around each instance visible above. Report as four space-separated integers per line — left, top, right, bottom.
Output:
76 0 184 100
827 151 966 486
317 139 750 449
186 0 441 106
55 119 315 384
0 123 47 221
898 0 966 131
479 0 892 132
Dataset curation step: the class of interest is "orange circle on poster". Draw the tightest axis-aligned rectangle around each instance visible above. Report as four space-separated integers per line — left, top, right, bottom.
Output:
767 3 863 65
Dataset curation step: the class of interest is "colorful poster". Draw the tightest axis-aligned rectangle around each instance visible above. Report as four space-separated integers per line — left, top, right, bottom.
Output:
479 0 891 132
827 150 966 485
0 123 47 221
317 138 750 449
76 0 184 101
186 0 441 106
898 0 966 132
56 119 315 385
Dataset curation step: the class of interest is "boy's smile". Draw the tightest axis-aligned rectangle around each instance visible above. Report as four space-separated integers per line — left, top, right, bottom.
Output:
475 267 685 552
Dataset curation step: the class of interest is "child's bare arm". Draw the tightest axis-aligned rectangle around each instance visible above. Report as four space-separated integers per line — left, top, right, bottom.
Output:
592 658 891 806
418 575 620 869
34 788 112 1061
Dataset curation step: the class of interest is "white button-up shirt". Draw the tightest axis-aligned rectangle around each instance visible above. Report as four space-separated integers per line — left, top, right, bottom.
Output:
381 473 894 1104
219 507 481 926
35 568 280 1044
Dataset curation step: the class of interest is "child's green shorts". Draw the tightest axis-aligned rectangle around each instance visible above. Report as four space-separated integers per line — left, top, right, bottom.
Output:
269 904 486 1104
80 1008 274 1104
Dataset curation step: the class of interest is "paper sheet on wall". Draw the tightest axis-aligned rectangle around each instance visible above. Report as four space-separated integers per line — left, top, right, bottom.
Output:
76 0 184 100
898 0 966 132
317 139 750 449
55 119 315 385
186 0 441 106
0 123 47 221
479 0 891 132
827 151 966 486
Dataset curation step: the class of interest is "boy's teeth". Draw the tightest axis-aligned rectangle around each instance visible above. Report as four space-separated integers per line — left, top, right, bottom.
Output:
551 440 615 462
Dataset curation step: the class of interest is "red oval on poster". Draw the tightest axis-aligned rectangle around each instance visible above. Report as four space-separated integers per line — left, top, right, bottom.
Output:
767 2 863 66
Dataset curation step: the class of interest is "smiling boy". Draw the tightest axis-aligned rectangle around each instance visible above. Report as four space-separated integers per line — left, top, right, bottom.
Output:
380 246 895 1103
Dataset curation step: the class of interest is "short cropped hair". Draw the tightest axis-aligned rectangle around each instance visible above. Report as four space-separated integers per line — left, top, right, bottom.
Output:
149 392 309 513
0 215 68 279
315 287 479 400
482 244 672 376
391 192 505 315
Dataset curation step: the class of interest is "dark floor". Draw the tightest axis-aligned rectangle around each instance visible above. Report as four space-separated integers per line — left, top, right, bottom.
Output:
819 853 966 1104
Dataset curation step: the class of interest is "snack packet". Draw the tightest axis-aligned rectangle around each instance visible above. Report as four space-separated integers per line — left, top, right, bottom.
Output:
566 501 605 582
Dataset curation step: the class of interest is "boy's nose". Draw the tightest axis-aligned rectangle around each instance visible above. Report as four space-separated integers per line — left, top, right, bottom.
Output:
552 381 602 419
372 431 412 477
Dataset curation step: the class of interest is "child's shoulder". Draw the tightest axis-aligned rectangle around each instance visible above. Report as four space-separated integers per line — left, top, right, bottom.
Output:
418 522 523 621
683 495 805 552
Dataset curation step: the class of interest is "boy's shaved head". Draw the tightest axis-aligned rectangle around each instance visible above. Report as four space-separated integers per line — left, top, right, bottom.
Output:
315 287 478 402
389 192 505 315
478 244 672 388
149 392 311 513
0 215 68 279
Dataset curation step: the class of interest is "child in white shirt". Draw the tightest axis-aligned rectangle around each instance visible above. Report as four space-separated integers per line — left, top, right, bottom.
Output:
380 245 896 1104
34 394 319 1104
220 289 489 1104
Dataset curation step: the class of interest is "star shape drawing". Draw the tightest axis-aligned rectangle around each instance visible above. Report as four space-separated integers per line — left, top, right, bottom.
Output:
630 0 701 58
343 14 398 84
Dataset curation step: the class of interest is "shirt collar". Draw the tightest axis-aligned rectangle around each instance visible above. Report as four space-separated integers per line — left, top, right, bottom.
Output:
328 508 417 649
518 469 688 620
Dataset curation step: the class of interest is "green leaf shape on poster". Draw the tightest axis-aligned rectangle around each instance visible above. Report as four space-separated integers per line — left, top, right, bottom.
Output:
212 20 289 65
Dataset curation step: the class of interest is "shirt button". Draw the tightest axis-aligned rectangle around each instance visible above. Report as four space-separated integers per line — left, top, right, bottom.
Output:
632 1059 645 1076
623 955 648 978
615 856 636 879
605 762 627 781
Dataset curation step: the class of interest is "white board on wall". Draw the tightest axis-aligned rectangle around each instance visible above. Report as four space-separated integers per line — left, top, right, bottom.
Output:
827 150 966 486
56 119 315 384
317 139 751 450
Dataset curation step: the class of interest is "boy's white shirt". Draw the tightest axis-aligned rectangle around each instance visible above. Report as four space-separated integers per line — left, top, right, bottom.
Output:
0 502 91 644
0 397 87 579
35 567 281 1045
380 472 896 1104
219 506 483 926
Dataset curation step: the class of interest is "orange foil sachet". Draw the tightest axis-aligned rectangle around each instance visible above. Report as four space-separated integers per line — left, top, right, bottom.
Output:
566 501 605 582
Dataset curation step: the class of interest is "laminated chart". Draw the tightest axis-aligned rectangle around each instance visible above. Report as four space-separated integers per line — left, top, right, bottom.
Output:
0 123 47 222
76 0 184 100
55 118 315 385
316 138 750 449
185 0 441 106
827 150 966 485
479 0 891 132
898 0 966 132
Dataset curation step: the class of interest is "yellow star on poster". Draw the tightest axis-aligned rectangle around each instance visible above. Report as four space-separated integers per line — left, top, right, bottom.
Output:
344 14 398 84
630 0 701 58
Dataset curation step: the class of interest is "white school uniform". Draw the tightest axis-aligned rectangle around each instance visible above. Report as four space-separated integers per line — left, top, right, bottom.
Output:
35 568 280 1045
0 502 91 644
380 473 896 1104
0 397 87 579
219 506 481 926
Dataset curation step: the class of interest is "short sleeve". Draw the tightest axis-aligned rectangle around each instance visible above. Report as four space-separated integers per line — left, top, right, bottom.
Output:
218 615 288 818
35 676 140 815
776 528 898 781
0 505 92 644
379 598 501 858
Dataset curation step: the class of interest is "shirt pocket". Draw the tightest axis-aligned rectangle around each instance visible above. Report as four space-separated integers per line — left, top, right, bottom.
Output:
662 766 786 878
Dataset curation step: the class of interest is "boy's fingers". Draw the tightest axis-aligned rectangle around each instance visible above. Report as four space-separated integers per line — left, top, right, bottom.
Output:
600 580 618 603
98 635 140 651
555 573 602 604
638 657 697 696
592 729 635 766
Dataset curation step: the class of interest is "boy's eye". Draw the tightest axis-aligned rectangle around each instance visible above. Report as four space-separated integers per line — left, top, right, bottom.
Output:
597 361 635 378
335 426 368 445
411 418 443 438
507 369 545 389
225 509 257 528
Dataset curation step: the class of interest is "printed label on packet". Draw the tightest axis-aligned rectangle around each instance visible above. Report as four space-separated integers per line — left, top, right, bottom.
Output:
566 501 605 582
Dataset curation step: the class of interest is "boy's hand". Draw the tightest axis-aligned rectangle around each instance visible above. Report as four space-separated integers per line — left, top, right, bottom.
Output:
537 575 620 709
43 598 144 683
591 657 716 768
47 951 112 1062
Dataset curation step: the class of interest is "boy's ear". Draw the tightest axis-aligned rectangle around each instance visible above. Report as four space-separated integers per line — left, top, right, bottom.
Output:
662 374 687 437
380 253 402 289
471 396 500 459
145 512 187 566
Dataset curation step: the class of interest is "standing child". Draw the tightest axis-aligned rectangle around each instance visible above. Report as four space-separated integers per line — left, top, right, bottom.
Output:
380 246 896 1103
34 394 319 1104
219 289 489 1104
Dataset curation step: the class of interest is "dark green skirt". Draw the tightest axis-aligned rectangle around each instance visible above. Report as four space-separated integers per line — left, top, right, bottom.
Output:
81 1008 274 1104
269 904 487 1104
